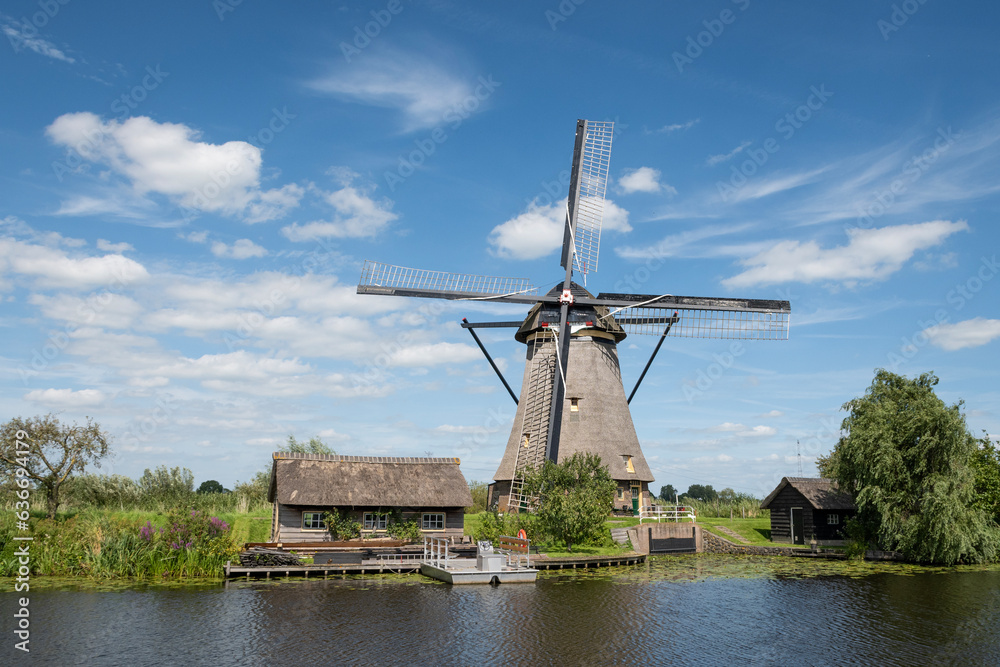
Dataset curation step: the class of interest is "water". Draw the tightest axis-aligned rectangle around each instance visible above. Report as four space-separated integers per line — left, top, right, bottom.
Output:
5 556 1000 666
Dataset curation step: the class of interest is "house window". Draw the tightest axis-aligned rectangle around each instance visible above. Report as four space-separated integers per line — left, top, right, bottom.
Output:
827 513 840 525
622 455 635 473
617 487 625 500
422 513 445 530
302 512 326 530
363 513 388 530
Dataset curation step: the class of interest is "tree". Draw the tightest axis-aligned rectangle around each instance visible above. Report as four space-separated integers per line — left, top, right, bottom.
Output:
282 435 334 455
467 480 489 513
824 370 998 565
683 484 718 502
972 434 1000 526
523 453 616 552
659 484 677 501
0 414 111 518
197 480 228 494
139 466 194 505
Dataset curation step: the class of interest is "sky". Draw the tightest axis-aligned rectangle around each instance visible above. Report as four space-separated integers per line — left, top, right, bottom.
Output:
2 0 998 499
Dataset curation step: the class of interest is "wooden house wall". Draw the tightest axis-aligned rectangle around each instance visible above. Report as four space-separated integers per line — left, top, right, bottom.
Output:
274 504 465 542
766 487 816 543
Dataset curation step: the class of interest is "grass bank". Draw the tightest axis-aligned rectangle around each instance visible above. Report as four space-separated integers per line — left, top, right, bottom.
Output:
1 507 271 580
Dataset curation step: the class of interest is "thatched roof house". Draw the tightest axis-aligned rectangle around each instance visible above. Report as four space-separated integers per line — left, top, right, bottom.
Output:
267 453 473 543
761 477 856 545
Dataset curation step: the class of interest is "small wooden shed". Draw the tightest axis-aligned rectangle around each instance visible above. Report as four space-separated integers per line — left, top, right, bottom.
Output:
267 452 473 542
760 477 856 545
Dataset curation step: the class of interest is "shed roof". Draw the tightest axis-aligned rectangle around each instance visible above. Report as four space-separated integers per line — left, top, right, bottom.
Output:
760 477 856 511
267 453 473 508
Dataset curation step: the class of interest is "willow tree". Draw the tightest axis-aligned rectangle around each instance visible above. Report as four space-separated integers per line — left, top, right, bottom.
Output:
823 370 998 564
0 414 111 518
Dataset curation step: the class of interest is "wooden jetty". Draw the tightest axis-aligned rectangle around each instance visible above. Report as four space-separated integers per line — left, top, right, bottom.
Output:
224 538 645 580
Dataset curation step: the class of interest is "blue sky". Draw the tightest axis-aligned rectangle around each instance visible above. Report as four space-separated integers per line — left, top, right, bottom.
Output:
2 0 998 498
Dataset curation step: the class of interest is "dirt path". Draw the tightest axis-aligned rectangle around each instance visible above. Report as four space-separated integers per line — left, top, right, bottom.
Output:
714 525 750 544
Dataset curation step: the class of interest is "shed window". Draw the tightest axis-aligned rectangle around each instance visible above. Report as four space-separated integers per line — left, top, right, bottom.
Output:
302 512 326 530
827 513 840 525
363 513 388 530
422 513 445 530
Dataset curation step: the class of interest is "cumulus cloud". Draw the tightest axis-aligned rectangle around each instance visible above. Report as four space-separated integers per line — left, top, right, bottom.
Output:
211 239 268 259
488 197 630 260
0 237 148 289
45 113 302 222
281 178 397 241
924 317 1000 351
97 239 134 253
24 388 108 408
723 220 969 288
619 167 674 195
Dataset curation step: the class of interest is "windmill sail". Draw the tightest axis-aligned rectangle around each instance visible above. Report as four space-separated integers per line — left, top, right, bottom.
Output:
357 260 540 303
561 120 614 276
598 292 791 340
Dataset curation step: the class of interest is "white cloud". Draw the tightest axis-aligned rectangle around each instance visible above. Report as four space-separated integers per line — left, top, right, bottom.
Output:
1 21 74 63
281 183 397 241
211 239 268 259
45 113 302 222
706 140 751 166
29 292 143 329
619 167 674 195
759 409 784 418
25 388 108 408
388 343 481 368
653 119 699 134
924 318 1000 351
244 184 305 224
97 239 134 253
488 197 630 260
723 220 969 288
0 237 149 289
306 52 475 131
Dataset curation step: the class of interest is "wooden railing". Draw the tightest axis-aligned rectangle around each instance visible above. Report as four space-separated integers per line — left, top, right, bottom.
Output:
639 505 697 524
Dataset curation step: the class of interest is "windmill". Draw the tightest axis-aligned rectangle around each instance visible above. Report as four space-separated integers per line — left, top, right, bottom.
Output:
358 119 791 513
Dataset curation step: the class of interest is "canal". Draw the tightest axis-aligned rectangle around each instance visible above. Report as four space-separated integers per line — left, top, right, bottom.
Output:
5 554 1000 665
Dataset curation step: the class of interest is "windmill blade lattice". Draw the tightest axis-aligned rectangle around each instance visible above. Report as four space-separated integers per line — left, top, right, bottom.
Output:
358 260 540 303
570 121 614 276
614 307 789 340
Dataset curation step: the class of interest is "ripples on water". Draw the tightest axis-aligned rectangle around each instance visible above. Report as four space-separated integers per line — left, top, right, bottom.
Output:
7 556 1000 666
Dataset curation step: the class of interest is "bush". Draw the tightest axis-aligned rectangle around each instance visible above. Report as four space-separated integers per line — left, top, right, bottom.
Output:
323 509 361 540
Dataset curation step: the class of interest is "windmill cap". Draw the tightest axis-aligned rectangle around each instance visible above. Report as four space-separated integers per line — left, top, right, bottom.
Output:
514 283 627 343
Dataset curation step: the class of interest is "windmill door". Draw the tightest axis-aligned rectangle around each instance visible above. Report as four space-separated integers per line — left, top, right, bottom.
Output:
790 507 805 545
631 484 640 514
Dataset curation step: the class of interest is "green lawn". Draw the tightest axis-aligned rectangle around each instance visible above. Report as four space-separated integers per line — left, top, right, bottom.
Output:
697 517 782 546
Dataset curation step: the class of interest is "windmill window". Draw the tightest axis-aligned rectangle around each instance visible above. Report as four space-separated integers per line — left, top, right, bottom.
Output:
422 513 445 530
570 398 580 412
363 513 388 531
521 434 530 448
302 512 327 531
622 455 635 473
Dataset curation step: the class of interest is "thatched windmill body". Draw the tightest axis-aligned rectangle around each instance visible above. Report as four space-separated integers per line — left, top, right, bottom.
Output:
358 119 791 513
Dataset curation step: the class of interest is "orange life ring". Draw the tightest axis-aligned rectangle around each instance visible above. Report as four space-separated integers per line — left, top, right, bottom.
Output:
517 529 527 540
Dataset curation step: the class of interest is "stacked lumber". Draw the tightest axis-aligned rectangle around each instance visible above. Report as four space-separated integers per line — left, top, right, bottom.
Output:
239 547 303 567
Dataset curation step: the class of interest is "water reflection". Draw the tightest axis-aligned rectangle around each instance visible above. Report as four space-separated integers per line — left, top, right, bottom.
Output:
6 556 1000 666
